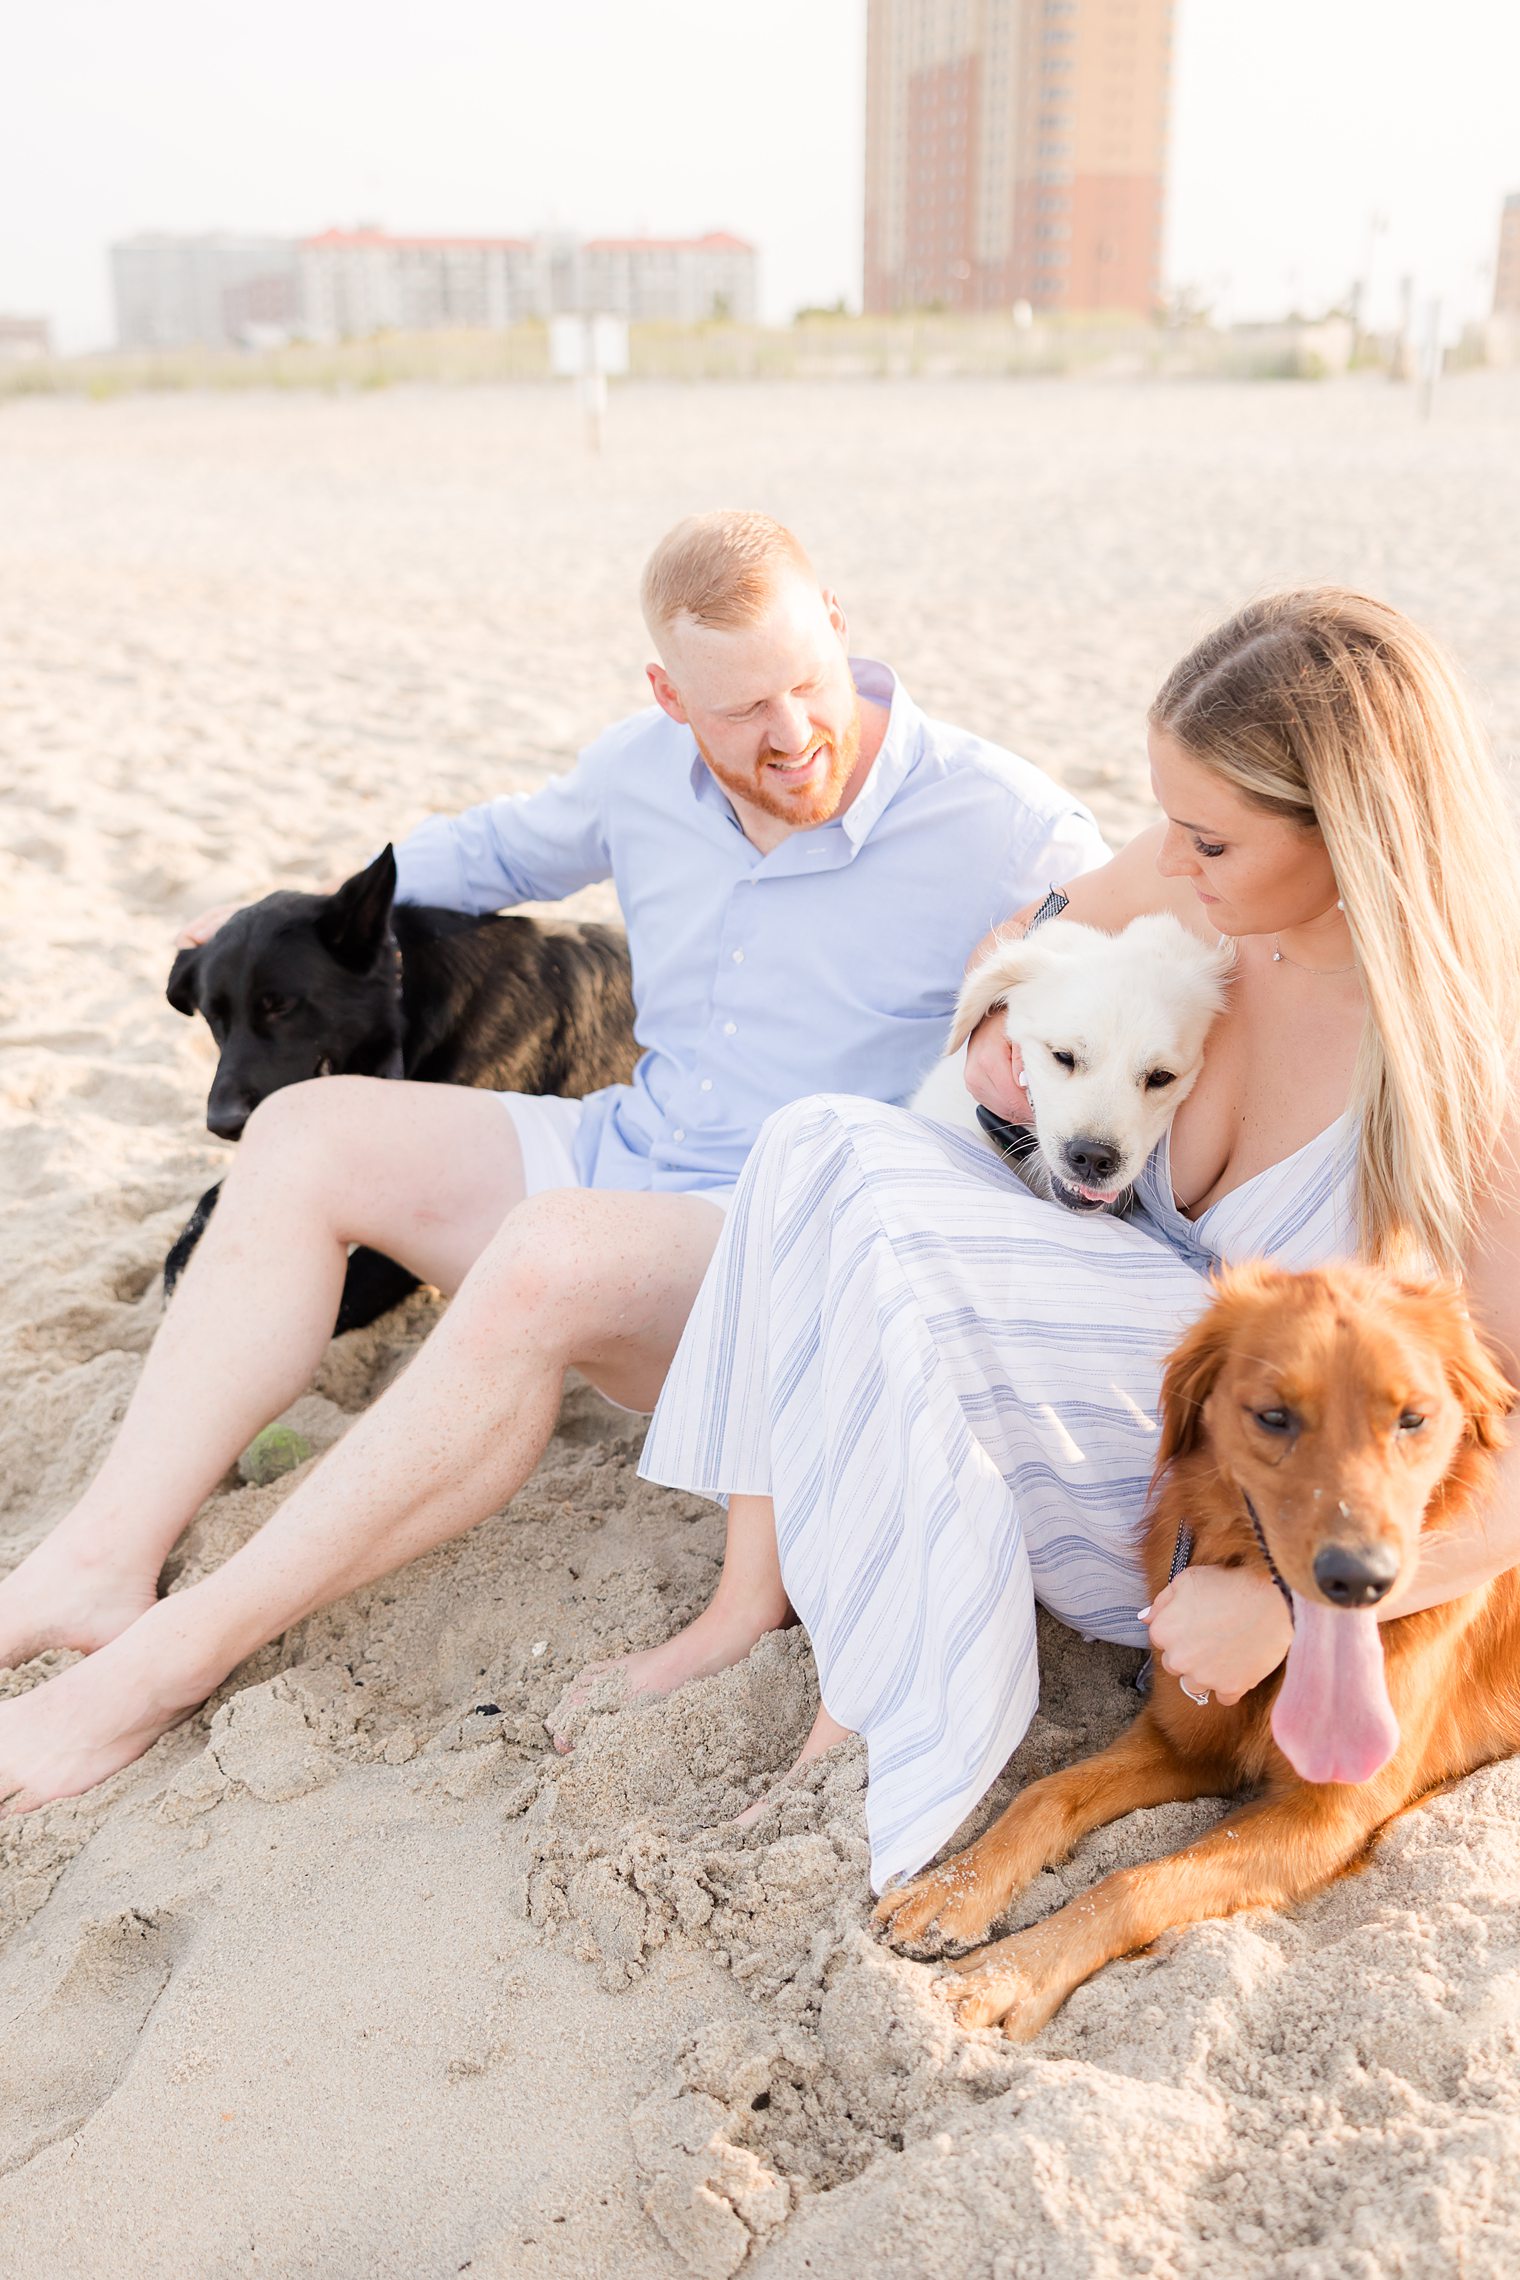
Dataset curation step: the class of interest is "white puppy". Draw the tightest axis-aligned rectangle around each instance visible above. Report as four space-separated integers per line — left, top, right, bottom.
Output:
914 914 1233 1212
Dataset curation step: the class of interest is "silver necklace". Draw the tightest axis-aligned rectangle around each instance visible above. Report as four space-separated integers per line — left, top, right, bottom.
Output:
1271 897 1355 975
1271 936 1357 974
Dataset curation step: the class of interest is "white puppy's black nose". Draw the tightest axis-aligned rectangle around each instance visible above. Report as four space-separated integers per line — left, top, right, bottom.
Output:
1064 1138 1121 1186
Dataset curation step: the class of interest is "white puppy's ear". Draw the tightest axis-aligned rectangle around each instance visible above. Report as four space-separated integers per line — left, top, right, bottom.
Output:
946 934 1050 1054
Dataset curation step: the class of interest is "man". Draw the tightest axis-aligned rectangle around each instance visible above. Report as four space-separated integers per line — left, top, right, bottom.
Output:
0 511 1104 1809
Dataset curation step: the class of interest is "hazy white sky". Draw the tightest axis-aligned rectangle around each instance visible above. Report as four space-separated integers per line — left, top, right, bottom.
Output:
3 1 1516 350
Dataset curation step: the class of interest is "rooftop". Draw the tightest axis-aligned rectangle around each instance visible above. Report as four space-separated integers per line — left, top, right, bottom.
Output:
301 228 532 252
300 227 755 255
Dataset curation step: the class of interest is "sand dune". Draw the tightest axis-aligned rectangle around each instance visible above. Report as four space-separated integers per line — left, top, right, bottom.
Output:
2 373 1519 2277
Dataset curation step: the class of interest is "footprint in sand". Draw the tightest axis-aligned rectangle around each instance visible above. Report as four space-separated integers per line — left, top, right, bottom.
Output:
0 1907 174 2176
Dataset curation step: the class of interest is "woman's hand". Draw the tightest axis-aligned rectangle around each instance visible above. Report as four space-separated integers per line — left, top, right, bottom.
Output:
1143 1565 1293 1705
962 1011 1033 1125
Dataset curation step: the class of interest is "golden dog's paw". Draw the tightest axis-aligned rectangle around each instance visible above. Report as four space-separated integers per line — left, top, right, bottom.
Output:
933 1939 1063 2042
873 1849 1005 1953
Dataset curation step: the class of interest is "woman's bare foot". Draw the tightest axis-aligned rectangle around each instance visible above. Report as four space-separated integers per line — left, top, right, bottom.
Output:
0 1531 159 1672
547 1597 792 1752
0 1597 222 1813
733 1703 855 1828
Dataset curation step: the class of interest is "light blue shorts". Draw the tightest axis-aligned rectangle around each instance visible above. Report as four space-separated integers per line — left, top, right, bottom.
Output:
496 1092 735 1213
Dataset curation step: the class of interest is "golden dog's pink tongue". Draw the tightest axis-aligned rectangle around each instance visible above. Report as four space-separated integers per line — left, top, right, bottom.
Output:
1270 1595 1400 1785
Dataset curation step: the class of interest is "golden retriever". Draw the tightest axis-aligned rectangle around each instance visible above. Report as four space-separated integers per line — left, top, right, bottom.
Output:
876 1262 1516 2040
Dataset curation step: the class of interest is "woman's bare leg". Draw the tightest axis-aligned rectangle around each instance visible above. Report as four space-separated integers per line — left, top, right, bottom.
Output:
0 1077 530 1671
730 1698 855 1827
0 1164 725 1811
548 1492 793 1748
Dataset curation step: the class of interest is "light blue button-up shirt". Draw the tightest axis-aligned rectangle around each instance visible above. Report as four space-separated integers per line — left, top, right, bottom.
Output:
393 659 1107 1195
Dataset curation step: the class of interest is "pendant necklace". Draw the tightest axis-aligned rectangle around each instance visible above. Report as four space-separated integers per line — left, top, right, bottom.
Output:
1271 938 1357 974
1271 897 1355 975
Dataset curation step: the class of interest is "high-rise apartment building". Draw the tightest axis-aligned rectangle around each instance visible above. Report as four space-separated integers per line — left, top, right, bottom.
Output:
297 230 540 338
1495 194 1520 320
110 227 758 349
864 0 1173 317
111 234 300 351
579 234 757 324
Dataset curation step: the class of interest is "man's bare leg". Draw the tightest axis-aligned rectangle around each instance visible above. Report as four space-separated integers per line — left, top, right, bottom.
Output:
0 1089 724 1810
547 1492 794 1748
0 1078 530 1671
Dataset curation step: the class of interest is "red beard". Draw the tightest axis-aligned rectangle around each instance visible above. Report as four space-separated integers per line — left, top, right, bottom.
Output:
696 703 863 828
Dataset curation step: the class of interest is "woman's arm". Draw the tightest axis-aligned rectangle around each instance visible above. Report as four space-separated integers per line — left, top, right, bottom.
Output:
1150 1119 1520 1704
1148 1444 1520 1708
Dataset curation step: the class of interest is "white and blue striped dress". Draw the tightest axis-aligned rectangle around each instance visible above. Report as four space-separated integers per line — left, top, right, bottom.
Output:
639 1094 1359 1892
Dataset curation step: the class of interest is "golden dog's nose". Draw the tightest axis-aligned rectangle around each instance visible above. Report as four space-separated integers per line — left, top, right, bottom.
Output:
1312 1541 1400 1607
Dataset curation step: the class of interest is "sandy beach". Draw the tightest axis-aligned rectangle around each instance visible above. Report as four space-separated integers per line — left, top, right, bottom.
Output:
3 370 1520 2278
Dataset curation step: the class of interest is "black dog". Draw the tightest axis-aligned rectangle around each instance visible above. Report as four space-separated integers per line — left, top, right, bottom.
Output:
164 846 637 1331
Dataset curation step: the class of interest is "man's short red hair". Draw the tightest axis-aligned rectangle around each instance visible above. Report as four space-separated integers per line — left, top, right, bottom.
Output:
640 510 817 638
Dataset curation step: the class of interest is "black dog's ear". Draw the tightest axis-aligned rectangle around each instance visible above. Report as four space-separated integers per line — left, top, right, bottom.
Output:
166 946 202 1016
316 846 398 973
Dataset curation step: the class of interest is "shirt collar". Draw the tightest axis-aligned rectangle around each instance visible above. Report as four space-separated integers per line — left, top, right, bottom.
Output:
837 658 916 850
684 657 920 856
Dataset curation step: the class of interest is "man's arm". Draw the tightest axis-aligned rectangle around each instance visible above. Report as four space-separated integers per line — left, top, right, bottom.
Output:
965 821 1194 976
392 746 614 913
175 744 618 947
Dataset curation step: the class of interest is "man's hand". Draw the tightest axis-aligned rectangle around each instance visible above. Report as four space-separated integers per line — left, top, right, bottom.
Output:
1143 1565 1293 1706
174 874 350 950
963 1009 1033 1125
175 901 246 949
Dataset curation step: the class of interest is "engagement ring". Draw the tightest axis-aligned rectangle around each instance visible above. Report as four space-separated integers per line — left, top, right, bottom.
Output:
1180 1679 1211 1706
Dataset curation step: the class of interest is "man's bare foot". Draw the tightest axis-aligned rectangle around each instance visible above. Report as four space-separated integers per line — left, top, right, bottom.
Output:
546 1599 792 1753
732 1703 855 1828
0 1599 220 1813
0 1532 159 1671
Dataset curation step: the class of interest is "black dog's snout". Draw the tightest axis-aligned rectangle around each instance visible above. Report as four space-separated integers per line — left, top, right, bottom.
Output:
207 1094 256 1142
1064 1137 1121 1185
1312 1540 1401 1608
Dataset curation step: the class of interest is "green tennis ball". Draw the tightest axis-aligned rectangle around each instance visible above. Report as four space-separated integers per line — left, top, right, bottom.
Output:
238 1425 316 1487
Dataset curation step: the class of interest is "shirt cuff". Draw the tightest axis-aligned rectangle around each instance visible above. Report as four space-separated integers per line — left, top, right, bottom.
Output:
391 819 471 910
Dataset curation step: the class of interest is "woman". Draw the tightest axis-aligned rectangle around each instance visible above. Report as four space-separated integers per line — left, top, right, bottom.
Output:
581 588 1520 1894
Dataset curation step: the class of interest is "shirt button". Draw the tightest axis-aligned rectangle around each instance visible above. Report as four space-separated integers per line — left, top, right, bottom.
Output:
731 948 745 964
672 1128 685 1142
723 1021 737 1036
700 1078 713 1092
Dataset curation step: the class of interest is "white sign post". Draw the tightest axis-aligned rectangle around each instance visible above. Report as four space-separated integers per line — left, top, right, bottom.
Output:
549 313 630 453
1418 297 1443 423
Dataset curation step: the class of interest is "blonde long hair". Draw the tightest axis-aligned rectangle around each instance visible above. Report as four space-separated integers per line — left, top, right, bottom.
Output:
1151 589 1520 1274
